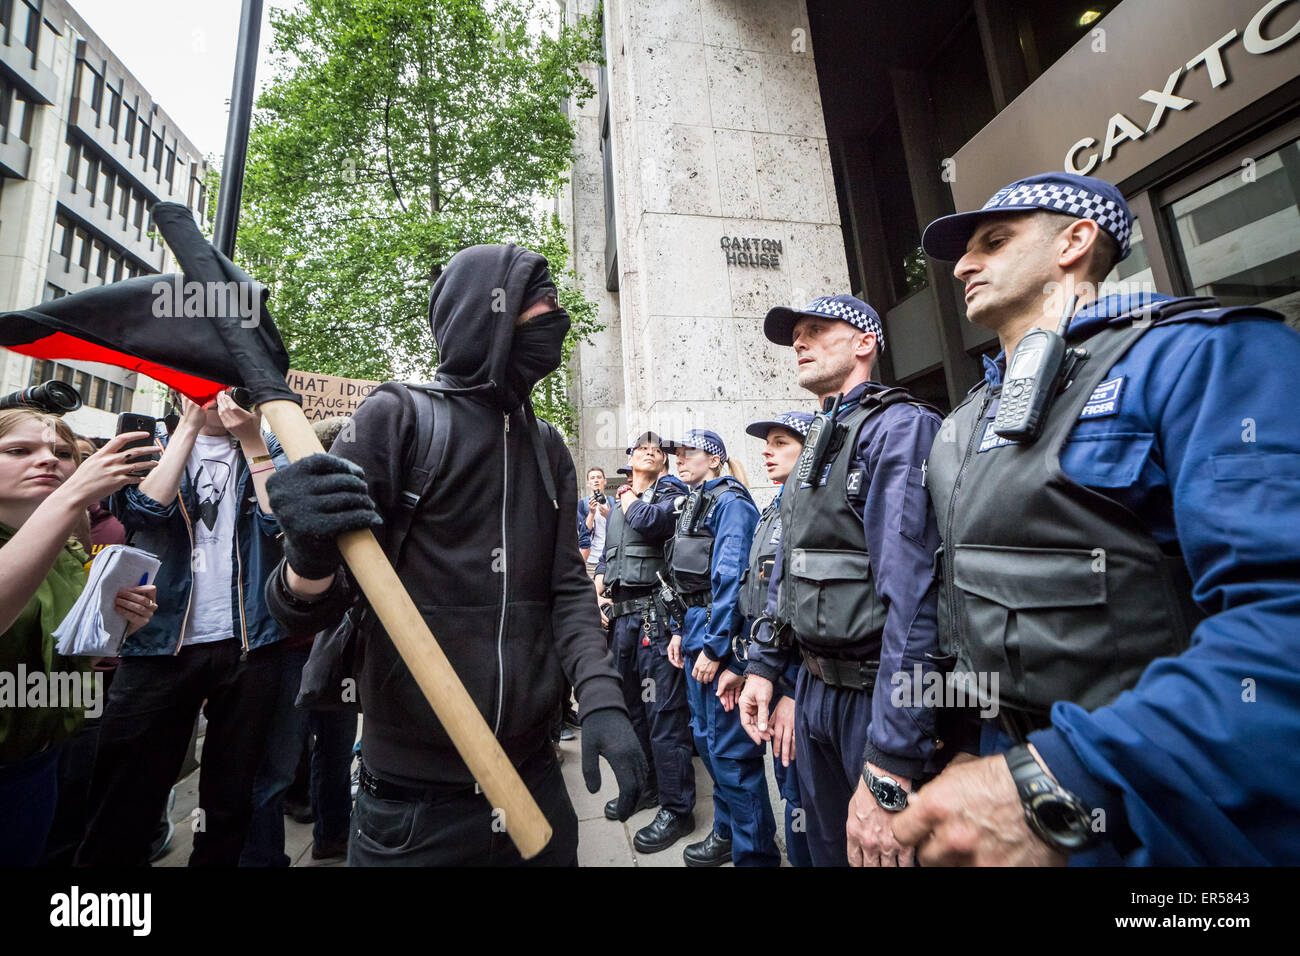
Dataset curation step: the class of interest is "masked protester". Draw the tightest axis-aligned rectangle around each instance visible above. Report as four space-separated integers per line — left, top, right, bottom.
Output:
263 244 646 866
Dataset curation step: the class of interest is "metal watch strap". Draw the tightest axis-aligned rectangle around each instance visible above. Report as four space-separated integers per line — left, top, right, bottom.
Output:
1004 744 1095 852
862 764 908 812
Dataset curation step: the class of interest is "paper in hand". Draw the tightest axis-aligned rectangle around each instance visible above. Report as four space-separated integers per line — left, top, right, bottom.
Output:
54 544 161 657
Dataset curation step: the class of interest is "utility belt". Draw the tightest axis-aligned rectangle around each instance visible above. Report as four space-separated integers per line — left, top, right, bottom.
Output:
677 590 711 609
610 589 708 620
608 591 658 620
800 648 878 693
997 705 1052 745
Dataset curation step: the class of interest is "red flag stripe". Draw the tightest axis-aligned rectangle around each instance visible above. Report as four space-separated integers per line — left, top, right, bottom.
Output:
9 333 229 402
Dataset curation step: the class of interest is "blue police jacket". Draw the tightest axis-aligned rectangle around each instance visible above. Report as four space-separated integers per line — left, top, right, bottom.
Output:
984 291 1300 864
680 476 759 664
748 381 944 780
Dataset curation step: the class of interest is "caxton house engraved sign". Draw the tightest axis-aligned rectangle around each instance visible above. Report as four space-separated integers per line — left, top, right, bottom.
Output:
722 236 783 268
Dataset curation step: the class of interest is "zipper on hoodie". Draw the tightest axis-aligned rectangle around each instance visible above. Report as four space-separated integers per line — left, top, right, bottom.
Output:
494 412 509 734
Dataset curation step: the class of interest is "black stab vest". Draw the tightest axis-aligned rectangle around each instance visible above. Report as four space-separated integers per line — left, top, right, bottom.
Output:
925 300 1232 717
739 496 782 621
667 480 749 596
779 389 934 652
602 481 674 592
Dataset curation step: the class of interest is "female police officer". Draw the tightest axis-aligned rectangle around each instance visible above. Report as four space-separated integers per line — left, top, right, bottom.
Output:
663 429 778 867
739 411 814 867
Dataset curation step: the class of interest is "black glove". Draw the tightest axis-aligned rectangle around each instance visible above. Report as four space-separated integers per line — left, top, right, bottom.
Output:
580 707 648 821
266 454 382 579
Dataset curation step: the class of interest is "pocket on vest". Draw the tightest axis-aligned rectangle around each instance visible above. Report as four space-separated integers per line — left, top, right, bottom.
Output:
788 548 879 645
952 545 1110 708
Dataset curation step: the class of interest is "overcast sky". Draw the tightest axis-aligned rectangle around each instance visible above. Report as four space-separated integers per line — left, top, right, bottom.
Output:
68 0 299 157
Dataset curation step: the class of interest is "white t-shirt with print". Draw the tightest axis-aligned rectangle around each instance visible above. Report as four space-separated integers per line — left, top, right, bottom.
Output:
182 434 241 645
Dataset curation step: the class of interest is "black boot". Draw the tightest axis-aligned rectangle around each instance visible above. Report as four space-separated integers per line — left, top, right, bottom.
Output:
683 829 732 867
633 808 695 853
605 785 659 821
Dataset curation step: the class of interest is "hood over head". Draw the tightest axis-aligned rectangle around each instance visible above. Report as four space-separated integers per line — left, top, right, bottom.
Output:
429 244 567 411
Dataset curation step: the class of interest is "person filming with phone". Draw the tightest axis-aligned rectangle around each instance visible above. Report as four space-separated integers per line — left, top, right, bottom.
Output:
75 390 289 867
0 408 158 865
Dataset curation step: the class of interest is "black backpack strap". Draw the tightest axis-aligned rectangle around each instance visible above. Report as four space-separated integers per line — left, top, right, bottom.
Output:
385 383 452 566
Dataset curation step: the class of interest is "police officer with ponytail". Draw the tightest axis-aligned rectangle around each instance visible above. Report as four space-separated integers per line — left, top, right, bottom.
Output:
661 429 777 867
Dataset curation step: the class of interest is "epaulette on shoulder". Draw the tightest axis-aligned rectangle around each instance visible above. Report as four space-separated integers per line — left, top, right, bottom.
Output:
1111 296 1284 329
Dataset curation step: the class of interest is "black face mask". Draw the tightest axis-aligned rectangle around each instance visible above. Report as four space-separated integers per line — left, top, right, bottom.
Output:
498 308 570 410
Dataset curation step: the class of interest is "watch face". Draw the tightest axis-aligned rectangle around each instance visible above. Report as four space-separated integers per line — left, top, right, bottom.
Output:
1029 793 1092 848
871 778 908 812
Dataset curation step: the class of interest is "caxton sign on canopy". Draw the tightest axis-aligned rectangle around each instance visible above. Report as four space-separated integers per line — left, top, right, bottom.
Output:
950 0 1300 210
1065 0 1300 176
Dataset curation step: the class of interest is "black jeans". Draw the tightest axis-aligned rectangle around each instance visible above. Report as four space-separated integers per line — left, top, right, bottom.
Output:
75 639 283 867
348 746 578 866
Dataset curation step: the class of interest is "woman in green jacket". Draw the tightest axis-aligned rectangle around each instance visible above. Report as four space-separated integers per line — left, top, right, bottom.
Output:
0 407 158 865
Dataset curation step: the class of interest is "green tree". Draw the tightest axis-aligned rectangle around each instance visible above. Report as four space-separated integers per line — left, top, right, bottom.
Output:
236 0 602 435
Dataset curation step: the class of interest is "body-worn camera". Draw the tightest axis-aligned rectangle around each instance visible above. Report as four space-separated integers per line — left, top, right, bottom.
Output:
656 572 689 622
0 380 83 415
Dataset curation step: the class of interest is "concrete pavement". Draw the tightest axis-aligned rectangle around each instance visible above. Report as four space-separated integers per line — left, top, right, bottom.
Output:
156 723 796 867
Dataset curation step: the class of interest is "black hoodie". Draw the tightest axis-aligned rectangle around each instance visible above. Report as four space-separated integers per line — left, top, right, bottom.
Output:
268 245 624 786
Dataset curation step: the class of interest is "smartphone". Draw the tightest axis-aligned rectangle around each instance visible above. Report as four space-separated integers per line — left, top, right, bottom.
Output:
116 413 160 472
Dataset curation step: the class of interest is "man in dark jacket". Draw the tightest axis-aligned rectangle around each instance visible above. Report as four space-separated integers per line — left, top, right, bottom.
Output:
264 244 645 866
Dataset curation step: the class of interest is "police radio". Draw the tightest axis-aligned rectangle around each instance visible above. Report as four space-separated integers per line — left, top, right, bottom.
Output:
796 392 844 486
992 294 1083 443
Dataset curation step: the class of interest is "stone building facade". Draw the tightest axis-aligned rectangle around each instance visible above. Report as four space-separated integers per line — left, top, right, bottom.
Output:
560 0 846 502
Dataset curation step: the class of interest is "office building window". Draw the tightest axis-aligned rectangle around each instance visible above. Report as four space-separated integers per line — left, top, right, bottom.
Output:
93 378 108 408
28 360 51 384
107 383 123 413
108 89 122 135
1167 139 1300 327
124 106 136 152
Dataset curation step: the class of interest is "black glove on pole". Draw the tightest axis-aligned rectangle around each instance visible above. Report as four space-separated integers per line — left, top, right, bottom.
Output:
266 454 382 579
581 708 649 821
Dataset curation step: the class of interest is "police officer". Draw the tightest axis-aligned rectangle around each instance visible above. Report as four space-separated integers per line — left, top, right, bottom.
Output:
738 295 946 867
594 433 697 852
739 411 814 867
661 428 777 867
893 171 1300 865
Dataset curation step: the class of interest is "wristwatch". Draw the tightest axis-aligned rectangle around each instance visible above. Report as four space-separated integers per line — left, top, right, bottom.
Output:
1004 744 1096 852
247 452 274 464
862 765 908 812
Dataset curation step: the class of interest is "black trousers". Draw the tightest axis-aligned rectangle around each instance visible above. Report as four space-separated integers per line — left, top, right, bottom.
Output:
348 746 578 866
75 639 283 867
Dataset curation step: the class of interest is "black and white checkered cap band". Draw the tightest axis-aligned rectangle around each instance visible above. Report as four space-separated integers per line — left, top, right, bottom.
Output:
679 432 726 461
985 183 1132 257
776 415 811 438
808 298 886 351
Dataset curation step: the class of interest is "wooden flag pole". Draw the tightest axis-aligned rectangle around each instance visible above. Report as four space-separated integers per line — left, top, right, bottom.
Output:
259 399 553 859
